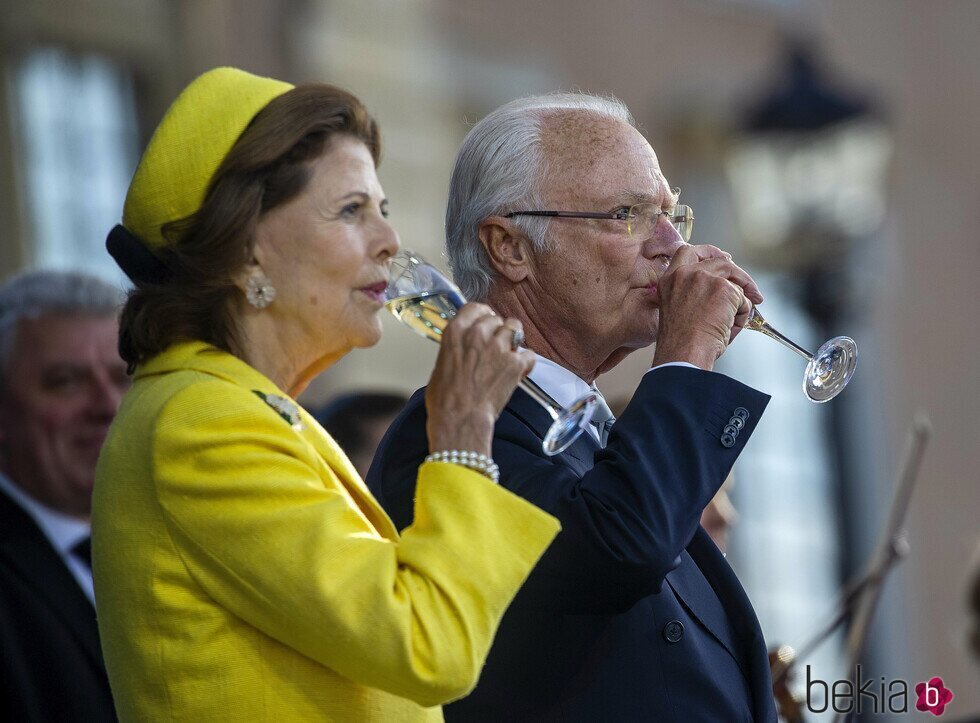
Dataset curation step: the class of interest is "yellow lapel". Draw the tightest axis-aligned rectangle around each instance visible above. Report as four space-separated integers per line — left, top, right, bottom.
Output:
137 342 400 540
297 409 400 540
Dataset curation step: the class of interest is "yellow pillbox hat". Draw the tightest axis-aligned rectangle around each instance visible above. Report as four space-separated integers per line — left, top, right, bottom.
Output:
122 67 293 250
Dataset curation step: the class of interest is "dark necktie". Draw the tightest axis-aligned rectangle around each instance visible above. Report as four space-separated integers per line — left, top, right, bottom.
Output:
72 536 92 570
590 391 616 447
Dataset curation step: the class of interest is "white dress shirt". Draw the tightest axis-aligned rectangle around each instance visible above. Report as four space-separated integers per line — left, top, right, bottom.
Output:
525 353 697 445
0 472 94 604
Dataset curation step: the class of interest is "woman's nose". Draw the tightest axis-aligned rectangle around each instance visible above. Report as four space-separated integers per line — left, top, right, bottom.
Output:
375 218 400 261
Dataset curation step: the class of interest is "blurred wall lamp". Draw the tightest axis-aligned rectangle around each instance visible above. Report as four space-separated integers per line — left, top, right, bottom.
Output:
725 43 892 274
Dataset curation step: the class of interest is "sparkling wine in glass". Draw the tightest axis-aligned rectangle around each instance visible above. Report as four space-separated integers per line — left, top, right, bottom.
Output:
744 308 857 402
386 249 598 455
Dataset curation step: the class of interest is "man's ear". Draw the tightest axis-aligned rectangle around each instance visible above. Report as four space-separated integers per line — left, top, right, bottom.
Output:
479 216 531 284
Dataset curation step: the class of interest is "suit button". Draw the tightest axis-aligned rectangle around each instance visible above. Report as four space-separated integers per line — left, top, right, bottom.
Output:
663 620 684 643
728 415 744 430
723 424 739 437
720 433 736 448
733 407 749 421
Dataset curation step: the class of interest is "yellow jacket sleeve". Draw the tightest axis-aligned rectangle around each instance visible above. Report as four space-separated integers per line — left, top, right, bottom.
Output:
152 379 559 707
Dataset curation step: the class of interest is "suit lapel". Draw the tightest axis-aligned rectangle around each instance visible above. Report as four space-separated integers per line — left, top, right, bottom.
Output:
0 491 105 670
506 387 599 472
686 528 774 719
665 530 750 680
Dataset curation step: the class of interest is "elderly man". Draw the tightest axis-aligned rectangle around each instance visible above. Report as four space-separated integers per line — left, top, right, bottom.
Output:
0 270 125 721
368 93 776 721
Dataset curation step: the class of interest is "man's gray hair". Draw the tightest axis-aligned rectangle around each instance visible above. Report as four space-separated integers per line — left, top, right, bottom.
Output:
446 92 634 301
0 270 122 387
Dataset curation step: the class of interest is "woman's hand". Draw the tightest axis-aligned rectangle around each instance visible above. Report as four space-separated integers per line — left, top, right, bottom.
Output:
425 303 535 456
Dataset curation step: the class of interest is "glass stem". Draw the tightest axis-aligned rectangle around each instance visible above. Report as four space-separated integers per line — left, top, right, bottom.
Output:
518 378 561 420
749 314 814 361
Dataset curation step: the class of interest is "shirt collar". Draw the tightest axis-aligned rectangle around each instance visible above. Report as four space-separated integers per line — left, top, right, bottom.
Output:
525 354 609 445
0 472 90 554
525 353 597 411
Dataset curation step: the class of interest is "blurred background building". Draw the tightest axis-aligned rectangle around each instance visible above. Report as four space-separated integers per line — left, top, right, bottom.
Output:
2 0 977 717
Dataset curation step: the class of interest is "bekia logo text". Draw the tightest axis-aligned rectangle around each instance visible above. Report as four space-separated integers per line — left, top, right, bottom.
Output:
806 666 954 716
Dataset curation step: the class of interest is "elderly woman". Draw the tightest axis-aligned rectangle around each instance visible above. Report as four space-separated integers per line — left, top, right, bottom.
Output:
92 68 559 722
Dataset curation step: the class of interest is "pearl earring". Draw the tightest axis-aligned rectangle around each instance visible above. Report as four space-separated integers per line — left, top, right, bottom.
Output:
245 273 276 309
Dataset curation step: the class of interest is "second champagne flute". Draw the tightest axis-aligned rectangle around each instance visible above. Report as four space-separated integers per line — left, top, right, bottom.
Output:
385 249 598 456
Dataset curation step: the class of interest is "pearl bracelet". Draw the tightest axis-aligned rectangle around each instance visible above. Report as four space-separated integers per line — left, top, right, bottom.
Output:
424 450 500 484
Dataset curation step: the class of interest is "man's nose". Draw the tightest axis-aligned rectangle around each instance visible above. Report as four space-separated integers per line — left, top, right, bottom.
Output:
645 215 686 257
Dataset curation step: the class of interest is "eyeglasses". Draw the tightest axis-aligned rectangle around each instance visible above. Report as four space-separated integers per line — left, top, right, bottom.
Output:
505 200 694 243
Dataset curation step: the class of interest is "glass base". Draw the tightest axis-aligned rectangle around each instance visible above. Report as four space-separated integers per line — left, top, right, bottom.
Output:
542 392 598 456
804 336 858 403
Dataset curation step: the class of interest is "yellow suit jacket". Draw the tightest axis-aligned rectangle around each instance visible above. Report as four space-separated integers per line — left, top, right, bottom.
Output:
92 341 559 721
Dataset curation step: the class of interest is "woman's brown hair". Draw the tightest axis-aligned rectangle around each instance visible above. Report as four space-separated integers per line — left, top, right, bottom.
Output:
117 84 380 370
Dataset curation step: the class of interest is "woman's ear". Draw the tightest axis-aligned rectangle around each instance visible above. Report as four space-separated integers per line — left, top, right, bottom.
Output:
479 217 531 284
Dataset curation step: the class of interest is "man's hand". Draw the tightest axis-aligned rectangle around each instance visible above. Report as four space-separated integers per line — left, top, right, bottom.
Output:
651 244 763 370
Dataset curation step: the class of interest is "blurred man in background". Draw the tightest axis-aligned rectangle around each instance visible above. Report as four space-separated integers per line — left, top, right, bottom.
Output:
0 270 125 721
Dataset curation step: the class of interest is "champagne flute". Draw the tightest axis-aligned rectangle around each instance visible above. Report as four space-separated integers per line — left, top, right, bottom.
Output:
744 308 857 402
647 256 856 402
385 249 598 456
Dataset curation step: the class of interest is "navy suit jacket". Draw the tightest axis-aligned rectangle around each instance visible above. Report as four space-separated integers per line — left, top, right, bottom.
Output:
367 365 778 722
0 488 116 722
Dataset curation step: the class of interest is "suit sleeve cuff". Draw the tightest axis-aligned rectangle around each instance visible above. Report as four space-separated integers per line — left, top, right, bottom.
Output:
645 361 700 374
